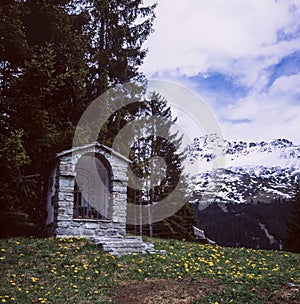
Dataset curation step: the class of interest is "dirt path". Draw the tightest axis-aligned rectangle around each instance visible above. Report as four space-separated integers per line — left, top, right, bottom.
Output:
111 277 222 304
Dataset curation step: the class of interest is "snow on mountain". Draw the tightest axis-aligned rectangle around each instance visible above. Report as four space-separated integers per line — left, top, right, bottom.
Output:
187 136 300 169
186 136 300 205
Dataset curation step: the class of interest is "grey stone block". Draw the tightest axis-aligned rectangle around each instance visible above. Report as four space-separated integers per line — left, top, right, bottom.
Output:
83 222 99 229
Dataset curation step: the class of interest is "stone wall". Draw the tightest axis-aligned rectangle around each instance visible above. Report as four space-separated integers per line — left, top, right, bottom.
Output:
54 219 126 238
47 143 128 238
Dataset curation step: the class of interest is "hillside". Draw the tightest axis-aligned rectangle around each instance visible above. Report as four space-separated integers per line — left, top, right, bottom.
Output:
1 237 299 303
193 201 292 250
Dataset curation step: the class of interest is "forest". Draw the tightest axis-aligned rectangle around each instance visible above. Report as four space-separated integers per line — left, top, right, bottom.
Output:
193 201 292 250
1 0 156 221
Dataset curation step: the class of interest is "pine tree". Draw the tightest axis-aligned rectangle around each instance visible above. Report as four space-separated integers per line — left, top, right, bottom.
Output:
78 0 156 98
284 185 300 253
0 130 31 213
127 92 197 240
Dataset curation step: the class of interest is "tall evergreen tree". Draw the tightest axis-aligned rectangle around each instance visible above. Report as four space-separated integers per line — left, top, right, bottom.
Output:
127 92 196 240
78 0 156 98
284 185 300 253
1 0 33 214
1 0 90 219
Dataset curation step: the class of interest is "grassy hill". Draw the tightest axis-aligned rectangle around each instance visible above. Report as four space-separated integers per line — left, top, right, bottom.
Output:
1 237 299 303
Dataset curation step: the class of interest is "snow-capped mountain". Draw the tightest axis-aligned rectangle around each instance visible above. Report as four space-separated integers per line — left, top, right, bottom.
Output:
186 135 300 205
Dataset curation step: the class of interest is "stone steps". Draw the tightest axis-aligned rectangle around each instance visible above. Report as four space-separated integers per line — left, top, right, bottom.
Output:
91 236 158 256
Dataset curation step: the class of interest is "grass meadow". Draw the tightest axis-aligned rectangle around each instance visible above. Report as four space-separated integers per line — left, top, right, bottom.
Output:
0 237 299 303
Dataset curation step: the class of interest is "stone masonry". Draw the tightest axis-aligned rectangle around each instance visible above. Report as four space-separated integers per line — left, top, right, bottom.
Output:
45 142 157 255
47 142 129 238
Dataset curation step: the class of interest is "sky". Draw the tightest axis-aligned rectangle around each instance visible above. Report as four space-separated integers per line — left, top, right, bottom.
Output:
140 0 300 144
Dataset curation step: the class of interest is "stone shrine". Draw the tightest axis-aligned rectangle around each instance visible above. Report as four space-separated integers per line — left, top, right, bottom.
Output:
45 142 155 255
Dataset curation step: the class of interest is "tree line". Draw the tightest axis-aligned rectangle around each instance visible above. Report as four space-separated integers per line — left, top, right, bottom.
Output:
193 195 300 253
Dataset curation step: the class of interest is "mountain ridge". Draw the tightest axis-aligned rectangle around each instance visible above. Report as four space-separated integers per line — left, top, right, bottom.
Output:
187 136 300 169
186 135 300 205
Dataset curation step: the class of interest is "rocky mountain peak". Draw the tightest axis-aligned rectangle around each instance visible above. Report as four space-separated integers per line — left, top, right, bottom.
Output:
186 136 300 205
186 135 300 169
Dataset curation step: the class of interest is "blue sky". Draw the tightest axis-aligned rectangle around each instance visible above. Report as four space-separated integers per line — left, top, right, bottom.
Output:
140 0 300 144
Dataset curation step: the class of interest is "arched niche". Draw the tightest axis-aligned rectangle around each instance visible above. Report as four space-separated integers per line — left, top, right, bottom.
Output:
74 154 112 220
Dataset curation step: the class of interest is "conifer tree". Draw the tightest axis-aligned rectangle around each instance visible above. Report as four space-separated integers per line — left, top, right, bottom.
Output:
127 92 197 239
284 185 300 253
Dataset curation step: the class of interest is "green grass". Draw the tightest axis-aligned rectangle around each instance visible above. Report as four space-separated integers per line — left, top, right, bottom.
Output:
0 237 299 303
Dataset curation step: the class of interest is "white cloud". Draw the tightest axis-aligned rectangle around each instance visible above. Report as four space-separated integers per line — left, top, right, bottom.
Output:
221 107 300 144
270 73 300 95
142 0 300 82
141 0 300 143
220 81 300 143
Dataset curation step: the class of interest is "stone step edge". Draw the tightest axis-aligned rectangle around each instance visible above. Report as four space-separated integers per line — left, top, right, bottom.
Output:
90 236 163 256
